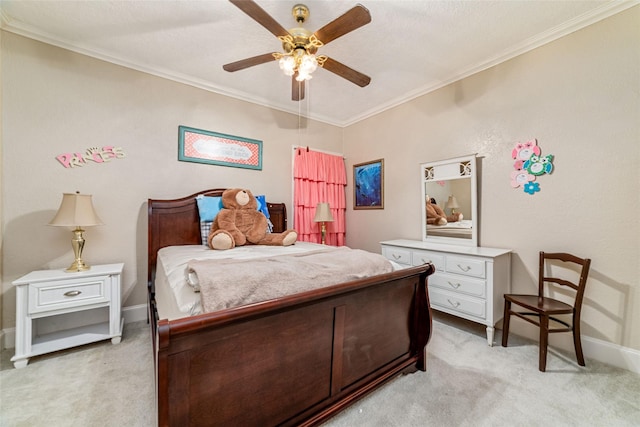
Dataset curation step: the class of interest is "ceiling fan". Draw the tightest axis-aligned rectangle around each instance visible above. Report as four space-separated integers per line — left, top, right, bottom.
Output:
223 0 372 101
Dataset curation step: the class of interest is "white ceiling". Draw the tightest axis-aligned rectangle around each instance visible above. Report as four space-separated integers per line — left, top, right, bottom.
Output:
1 0 636 126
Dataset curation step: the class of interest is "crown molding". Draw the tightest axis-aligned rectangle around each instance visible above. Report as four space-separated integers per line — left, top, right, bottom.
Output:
2 2 638 128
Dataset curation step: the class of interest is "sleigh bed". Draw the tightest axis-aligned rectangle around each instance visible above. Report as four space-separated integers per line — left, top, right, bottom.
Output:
147 188 435 426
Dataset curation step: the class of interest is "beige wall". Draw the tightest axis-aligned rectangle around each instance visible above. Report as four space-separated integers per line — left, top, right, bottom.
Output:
0 33 342 330
2 7 639 355
344 7 640 351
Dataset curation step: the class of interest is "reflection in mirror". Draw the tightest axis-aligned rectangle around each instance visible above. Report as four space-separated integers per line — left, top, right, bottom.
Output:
421 155 477 246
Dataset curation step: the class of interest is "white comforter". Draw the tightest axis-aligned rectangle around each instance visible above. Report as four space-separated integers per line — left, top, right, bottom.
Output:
156 242 350 317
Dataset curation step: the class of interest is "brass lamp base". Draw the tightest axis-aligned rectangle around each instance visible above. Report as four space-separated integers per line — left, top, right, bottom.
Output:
66 259 90 272
320 222 327 245
66 227 91 272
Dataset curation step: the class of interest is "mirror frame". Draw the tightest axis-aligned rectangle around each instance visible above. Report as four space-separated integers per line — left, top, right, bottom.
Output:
421 154 478 247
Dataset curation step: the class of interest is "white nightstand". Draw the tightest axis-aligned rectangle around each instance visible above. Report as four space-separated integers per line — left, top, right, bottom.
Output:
11 263 124 368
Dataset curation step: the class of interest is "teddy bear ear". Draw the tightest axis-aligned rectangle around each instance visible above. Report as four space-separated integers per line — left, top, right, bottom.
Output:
222 189 240 207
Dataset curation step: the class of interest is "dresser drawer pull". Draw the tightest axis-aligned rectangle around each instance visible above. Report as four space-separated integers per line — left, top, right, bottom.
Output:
63 290 82 297
447 299 461 308
420 258 432 264
392 254 402 260
447 281 461 289
456 264 472 272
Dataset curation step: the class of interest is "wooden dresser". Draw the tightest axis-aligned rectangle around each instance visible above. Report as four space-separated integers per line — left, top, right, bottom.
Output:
381 239 511 345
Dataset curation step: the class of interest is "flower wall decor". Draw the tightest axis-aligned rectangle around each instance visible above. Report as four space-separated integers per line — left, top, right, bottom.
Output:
510 139 554 195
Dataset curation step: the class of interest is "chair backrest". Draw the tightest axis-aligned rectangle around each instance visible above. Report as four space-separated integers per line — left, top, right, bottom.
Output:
538 252 592 309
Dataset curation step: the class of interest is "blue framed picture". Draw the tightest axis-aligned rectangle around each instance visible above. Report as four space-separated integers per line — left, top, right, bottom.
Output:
354 158 384 209
178 125 262 170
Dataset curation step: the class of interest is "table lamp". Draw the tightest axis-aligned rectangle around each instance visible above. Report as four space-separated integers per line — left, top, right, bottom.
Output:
445 195 460 215
49 192 104 272
313 202 334 245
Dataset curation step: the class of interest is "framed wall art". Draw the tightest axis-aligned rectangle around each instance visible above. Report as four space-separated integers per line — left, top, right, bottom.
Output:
353 158 384 209
178 125 262 170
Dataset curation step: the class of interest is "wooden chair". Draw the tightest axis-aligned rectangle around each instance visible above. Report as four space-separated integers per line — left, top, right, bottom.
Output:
502 252 591 372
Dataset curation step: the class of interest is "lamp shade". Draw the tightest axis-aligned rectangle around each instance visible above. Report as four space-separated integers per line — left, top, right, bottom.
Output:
49 192 104 227
313 203 334 222
445 195 460 210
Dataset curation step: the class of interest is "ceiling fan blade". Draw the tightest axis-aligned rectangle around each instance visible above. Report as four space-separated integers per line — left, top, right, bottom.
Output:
229 0 289 38
223 53 277 72
292 75 305 101
313 4 371 45
321 57 371 87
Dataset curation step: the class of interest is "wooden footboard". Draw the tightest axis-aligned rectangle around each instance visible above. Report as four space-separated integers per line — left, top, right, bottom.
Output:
152 264 434 426
147 190 435 425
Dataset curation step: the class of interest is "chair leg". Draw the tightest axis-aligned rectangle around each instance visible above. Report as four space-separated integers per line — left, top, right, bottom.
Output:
539 315 549 372
573 321 586 367
501 300 511 347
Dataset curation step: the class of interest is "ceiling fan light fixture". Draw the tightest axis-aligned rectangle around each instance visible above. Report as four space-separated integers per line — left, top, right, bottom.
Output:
225 1 372 100
279 56 296 76
280 50 317 81
299 54 318 74
296 70 311 82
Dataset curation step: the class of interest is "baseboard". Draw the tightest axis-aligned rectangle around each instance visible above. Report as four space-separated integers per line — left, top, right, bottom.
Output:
1 303 148 350
122 303 148 324
3 308 639 374
3 328 15 351
582 335 640 374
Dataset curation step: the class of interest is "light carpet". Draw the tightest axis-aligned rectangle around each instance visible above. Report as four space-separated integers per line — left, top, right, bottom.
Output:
1 314 638 426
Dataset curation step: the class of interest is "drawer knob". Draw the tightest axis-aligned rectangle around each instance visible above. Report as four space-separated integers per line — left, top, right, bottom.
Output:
63 290 82 297
447 299 461 308
456 264 472 272
392 254 401 260
447 281 461 289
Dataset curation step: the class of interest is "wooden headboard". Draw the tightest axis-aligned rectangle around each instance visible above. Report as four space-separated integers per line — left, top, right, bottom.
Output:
147 188 287 290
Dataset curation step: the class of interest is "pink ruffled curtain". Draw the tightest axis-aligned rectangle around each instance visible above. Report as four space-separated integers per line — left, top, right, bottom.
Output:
293 148 346 246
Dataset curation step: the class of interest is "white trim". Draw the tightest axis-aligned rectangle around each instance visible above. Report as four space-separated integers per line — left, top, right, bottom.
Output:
122 303 148 324
0 330 7 352
340 1 640 127
2 303 148 350
2 309 639 373
2 328 15 351
582 336 640 374
4 2 635 128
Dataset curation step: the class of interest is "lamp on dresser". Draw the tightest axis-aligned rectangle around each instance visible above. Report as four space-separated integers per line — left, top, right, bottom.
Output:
313 202 334 245
49 191 103 272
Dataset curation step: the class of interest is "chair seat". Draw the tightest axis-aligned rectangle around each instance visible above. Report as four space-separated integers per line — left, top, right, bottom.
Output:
504 294 574 315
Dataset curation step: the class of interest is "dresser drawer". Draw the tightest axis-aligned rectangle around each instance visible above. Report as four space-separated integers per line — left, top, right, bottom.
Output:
445 255 486 278
382 246 411 265
29 275 110 314
411 250 445 271
429 288 486 319
429 273 486 298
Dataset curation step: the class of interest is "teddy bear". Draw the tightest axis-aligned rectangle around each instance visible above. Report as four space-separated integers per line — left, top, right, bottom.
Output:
208 188 298 250
426 196 463 226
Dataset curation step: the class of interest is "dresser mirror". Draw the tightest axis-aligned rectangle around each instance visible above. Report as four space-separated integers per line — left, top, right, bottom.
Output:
421 154 478 246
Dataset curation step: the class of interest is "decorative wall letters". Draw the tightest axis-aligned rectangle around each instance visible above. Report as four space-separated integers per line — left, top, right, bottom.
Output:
56 146 126 168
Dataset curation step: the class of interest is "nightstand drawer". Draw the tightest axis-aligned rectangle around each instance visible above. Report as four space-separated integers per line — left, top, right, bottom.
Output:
429 288 486 319
429 273 486 298
445 255 486 278
411 250 445 271
382 247 411 265
29 275 110 314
